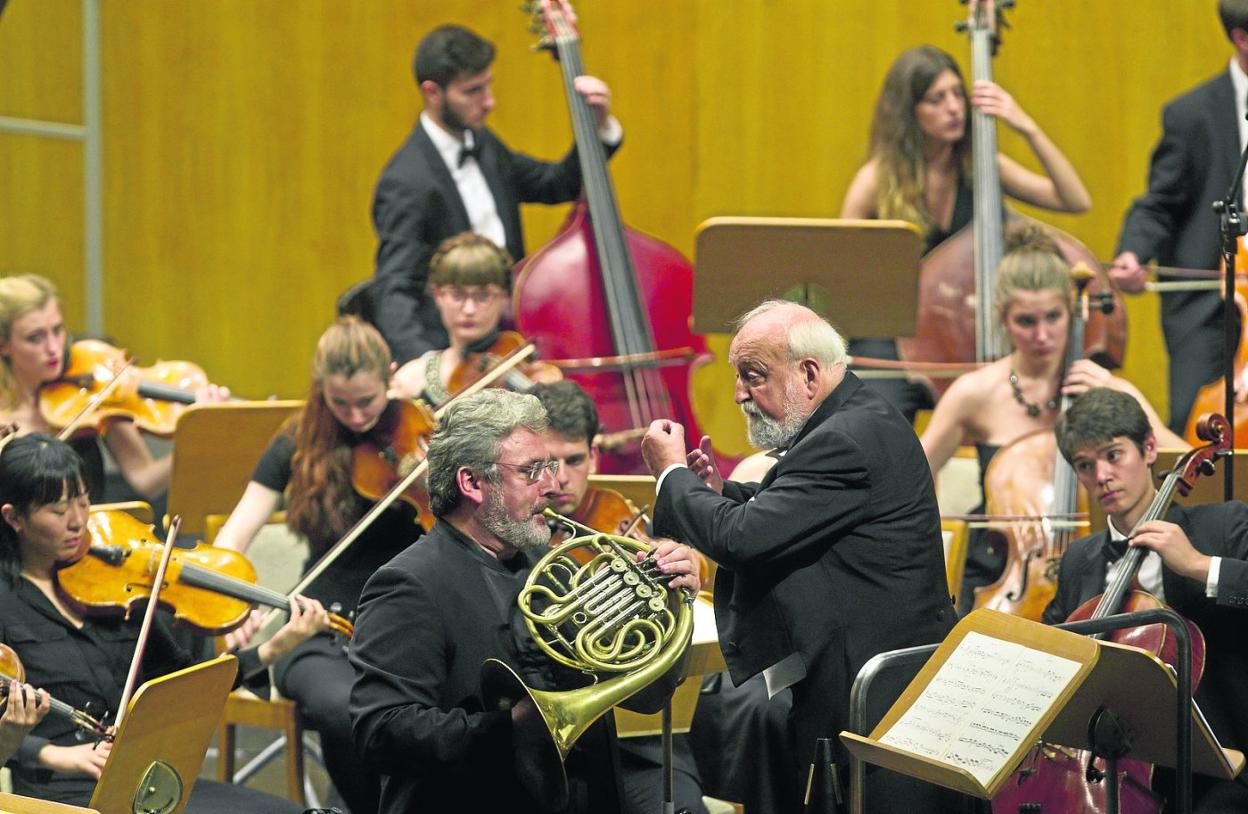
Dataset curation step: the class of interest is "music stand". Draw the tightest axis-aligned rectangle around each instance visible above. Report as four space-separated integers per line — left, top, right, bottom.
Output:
842 610 1243 814
166 401 301 537
693 217 924 336
88 656 237 814
0 795 100 813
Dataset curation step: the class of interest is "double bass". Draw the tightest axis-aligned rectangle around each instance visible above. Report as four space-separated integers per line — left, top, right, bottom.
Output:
897 0 1125 397
512 0 736 475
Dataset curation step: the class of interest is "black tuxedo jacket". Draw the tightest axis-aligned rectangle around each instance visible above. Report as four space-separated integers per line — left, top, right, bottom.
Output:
349 519 680 814
652 372 956 723
370 123 587 363
1117 69 1239 347
1043 501 1248 753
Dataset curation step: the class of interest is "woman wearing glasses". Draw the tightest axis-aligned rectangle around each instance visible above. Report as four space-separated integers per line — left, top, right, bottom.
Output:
389 231 560 404
214 315 423 814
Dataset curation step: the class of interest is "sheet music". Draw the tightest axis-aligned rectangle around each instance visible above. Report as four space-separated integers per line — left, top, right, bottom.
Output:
877 631 1081 787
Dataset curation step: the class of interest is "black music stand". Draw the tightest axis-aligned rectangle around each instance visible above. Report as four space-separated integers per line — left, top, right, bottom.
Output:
692 217 924 337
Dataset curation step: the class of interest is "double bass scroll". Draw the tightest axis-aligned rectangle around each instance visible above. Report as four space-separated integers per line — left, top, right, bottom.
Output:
512 0 737 476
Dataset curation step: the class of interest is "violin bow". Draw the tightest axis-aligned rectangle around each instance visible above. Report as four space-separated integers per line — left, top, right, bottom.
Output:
254 343 542 639
113 515 181 730
54 358 135 441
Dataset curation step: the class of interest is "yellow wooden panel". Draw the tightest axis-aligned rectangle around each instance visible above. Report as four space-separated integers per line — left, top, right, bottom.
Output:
0 0 1230 435
0 135 85 330
0 0 82 123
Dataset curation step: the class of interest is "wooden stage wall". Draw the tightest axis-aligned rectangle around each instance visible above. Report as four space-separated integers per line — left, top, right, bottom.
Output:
0 1 1231 455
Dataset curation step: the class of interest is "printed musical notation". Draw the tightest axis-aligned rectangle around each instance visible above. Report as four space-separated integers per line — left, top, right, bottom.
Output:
877 631 1081 787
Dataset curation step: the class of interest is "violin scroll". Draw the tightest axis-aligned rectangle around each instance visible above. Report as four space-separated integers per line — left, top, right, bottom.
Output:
1172 413 1230 497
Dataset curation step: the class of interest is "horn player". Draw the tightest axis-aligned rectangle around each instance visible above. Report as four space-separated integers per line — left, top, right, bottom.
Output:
348 388 701 814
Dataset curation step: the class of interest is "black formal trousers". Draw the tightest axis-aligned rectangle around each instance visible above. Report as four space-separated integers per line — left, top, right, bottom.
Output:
1117 69 1243 433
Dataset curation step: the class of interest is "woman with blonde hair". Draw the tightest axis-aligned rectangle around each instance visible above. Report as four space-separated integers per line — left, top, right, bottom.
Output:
919 224 1183 610
0 273 227 499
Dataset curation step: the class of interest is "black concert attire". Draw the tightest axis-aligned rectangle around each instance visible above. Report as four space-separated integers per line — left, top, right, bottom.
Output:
1043 501 1248 813
846 175 973 424
248 400 422 814
0 578 300 812
370 117 618 364
349 520 682 814
652 372 972 813
690 673 797 814
1117 62 1244 433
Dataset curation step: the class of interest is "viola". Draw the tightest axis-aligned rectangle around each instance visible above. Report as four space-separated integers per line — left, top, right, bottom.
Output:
55 510 353 637
897 1 1125 398
974 264 1100 621
444 330 562 401
40 339 209 438
512 0 738 476
351 398 438 531
553 485 646 545
0 643 111 741
992 414 1227 814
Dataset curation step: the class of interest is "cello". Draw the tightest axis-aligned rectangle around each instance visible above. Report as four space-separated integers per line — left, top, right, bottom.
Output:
991 414 1228 814
974 264 1103 620
512 0 736 476
897 0 1125 398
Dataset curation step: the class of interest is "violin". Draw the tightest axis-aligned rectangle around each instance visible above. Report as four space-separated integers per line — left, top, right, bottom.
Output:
55 509 353 637
0 643 111 741
554 485 647 545
351 398 438 531
40 339 209 438
444 330 562 402
992 414 1227 814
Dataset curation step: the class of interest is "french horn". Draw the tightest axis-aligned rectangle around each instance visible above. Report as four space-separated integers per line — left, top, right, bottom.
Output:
482 508 694 809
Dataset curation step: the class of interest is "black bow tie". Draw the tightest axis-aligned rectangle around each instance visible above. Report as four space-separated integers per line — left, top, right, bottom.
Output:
457 142 480 167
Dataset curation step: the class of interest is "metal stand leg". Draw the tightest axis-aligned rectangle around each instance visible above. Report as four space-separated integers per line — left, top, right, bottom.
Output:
662 702 675 814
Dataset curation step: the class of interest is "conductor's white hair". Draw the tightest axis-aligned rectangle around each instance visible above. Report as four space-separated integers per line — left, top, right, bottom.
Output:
735 299 847 366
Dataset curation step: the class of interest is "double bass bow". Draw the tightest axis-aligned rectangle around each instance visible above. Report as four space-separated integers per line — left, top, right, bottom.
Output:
992 413 1229 814
897 0 1125 398
512 0 738 476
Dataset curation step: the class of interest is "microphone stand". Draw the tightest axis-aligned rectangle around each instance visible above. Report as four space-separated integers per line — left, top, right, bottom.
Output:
1211 114 1248 502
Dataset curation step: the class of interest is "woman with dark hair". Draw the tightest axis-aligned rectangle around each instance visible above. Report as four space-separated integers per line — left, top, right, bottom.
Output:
0 433 326 811
838 46 1091 421
214 315 424 814
841 45 1090 244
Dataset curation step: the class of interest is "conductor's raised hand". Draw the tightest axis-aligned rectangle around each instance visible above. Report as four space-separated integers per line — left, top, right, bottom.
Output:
641 419 687 477
686 436 723 495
